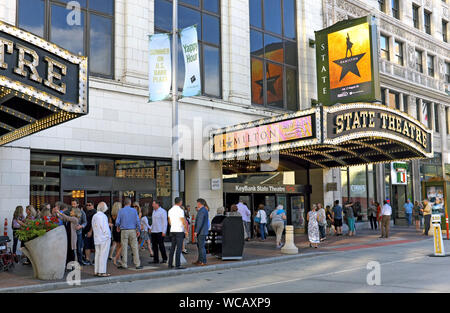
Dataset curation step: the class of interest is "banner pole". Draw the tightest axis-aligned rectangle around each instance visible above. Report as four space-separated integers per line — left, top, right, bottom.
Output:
172 0 180 202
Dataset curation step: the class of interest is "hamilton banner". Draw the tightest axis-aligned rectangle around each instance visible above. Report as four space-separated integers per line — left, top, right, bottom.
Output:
180 25 201 98
315 16 380 106
148 33 172 102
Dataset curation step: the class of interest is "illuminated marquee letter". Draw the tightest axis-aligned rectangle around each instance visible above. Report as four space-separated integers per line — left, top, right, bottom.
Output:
44 56 67 94
0 37 13 70
14 44 43 83
336 115 344 134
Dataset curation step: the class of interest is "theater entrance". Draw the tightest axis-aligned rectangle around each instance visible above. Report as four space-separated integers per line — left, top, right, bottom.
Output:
224 183 310 235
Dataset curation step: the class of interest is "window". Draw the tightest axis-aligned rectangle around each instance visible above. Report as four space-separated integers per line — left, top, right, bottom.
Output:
379 0 386 12
389 91 399 110
443 20 448 42
422 101 431 128
435 103 440 133
250 0 298 110
30 154 60 209
424 10 432 35
154 0 222 98
412 4 420 29
17 0 114 78
446 107 449 135
380 35 390 61
427 54 435 77
391 0 400 19
415 49 423 73
403 94 409 113
394 41 403 66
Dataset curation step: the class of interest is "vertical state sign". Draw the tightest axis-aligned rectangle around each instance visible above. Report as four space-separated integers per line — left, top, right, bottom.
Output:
315 15 380 106
180 26 201 97
148 33 171 102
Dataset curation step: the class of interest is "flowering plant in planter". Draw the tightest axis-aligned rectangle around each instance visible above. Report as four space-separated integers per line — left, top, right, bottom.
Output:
16 216 59 242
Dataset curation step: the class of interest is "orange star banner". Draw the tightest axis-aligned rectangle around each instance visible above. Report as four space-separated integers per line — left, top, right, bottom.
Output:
315 16 381 106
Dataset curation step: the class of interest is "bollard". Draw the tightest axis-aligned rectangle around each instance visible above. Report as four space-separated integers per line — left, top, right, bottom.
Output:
281 225 298 254
4 218 7 236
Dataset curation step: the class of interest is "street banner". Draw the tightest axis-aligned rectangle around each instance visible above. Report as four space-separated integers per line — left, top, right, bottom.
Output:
180 25 201 97
315 15 381 106
148 33 171 102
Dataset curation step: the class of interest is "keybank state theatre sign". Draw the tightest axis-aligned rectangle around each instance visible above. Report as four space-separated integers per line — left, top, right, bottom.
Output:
0 21 88 146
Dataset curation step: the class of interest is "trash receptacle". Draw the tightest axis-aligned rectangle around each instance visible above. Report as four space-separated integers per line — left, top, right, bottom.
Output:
207 216 244 260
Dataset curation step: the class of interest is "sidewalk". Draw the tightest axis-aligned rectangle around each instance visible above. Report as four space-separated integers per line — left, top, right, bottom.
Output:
0 226 429 292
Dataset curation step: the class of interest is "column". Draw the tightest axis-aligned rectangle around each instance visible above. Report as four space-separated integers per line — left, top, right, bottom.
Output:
221 0 251 105
384 88 390 107
430 102 436 132
185 160 223 222
399 92 405 112
117 0 152 85
0 147 31 238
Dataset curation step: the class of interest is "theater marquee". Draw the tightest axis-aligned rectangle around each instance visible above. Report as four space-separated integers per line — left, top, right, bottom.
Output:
211 103 433 171
0 21 88 146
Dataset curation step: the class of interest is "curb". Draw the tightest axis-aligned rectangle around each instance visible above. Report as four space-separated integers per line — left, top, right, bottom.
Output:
0 251 333 293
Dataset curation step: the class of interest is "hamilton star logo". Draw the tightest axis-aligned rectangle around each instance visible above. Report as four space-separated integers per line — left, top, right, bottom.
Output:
333 33 366 81
255 63 280 99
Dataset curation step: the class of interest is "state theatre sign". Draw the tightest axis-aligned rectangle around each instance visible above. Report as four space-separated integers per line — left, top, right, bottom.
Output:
211 103 433 172
0 21 88 146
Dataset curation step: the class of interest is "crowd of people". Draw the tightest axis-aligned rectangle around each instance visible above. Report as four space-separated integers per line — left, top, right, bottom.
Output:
11 197 212 276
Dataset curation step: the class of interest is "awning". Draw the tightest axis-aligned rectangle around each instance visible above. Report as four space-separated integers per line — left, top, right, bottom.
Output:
210 103 433 172
0 21 88 146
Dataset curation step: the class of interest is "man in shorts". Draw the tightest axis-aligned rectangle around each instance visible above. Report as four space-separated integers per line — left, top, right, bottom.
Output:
332 200 343 236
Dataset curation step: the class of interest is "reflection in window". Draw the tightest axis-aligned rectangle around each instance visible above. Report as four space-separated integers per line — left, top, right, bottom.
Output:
90 14 113 76
250 0 298 110
17 0 114 77
51 4 85 55
30 154 60 209
155 0 221 98
62 157 114 177
18 0 45 37
115 160 155 179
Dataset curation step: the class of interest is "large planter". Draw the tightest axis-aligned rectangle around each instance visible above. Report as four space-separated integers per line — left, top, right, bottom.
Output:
21 226 67 280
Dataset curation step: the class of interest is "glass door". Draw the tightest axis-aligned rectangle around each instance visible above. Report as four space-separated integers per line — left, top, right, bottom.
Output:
290 195 305 229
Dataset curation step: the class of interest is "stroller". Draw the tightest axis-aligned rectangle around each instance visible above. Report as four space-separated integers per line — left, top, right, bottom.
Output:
0 236 15 272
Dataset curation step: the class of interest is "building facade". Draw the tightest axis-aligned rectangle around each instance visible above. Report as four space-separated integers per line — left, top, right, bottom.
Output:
0 0 448 237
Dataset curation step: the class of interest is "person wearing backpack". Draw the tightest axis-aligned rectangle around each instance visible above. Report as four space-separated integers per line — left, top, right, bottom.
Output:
255 204 267 241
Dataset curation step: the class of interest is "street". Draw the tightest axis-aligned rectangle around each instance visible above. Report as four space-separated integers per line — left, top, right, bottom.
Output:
46 237 450 293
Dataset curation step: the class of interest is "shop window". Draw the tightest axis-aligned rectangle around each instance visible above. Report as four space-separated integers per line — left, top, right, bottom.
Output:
250 0 299 110
62 156 114 177
154 0 222 98
156 161 172 209
30 154 60 209
17 0 114 78
115 160 155 179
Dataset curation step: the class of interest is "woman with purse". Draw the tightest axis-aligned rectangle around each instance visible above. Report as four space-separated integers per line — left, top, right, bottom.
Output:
317 203 327 241
255 204 267 241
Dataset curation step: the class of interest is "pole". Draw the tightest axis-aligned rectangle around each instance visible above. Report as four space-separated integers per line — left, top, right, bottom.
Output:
172 0 180 202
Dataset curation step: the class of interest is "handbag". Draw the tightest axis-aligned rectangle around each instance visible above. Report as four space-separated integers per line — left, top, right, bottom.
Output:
254 216 261 223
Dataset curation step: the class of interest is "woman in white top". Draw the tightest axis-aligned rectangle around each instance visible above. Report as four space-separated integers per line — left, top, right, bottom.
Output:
92 202 112 277
256 204 267 241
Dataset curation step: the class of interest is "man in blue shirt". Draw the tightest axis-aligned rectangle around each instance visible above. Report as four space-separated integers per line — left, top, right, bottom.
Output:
404 199 413 227
332 200 343 236
116 198 142 270
193 198 209 266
